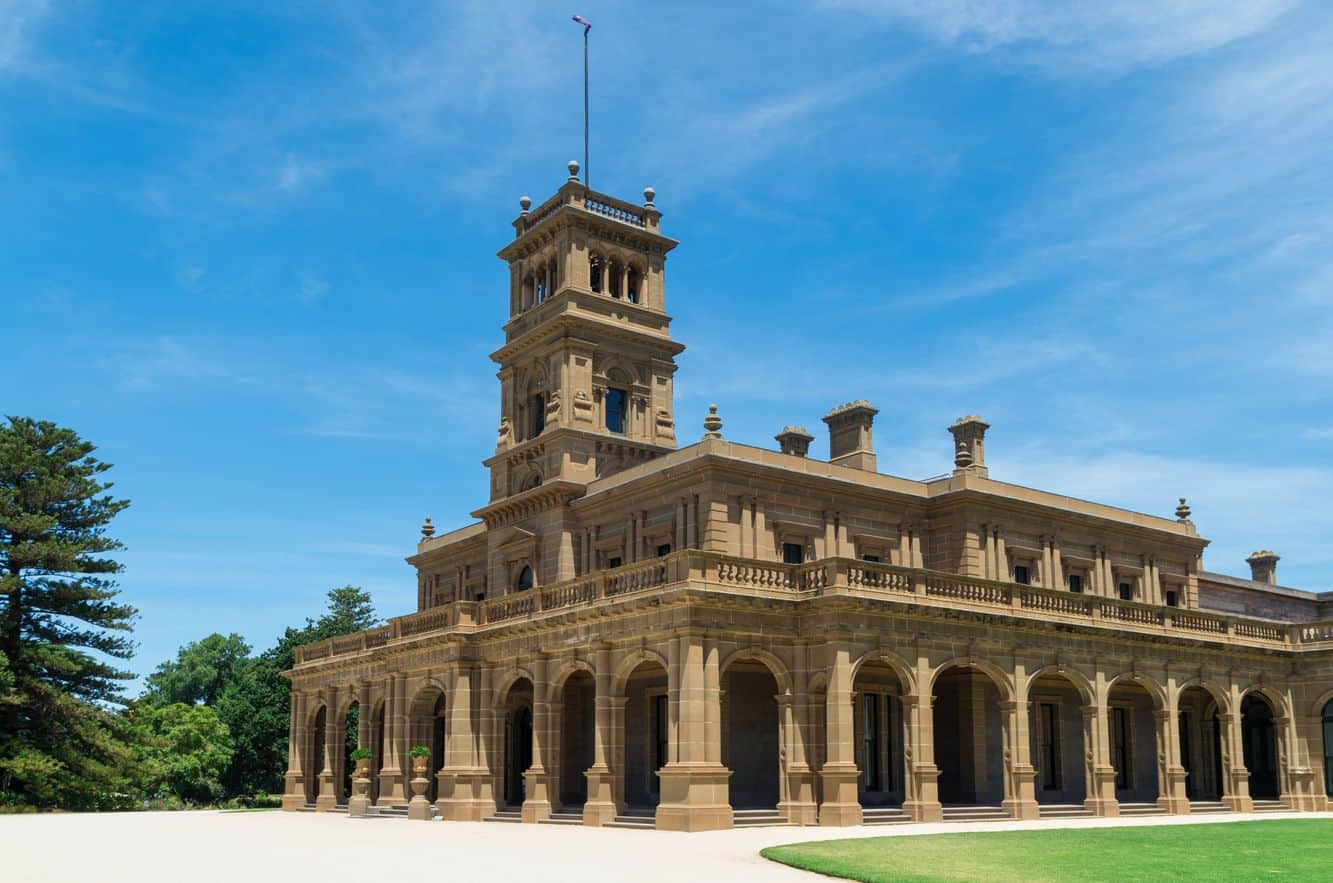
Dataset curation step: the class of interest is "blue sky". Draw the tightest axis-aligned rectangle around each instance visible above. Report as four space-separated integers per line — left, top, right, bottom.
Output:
3 2 1331 688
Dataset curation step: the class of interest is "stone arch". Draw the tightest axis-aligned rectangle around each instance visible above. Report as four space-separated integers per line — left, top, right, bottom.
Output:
1240 685 1290 719
850 648 917 696
1178 679 1228 801
546 657 595 702
1178 678 1232 716
1026 665 1094 706
929 657 1014 701
1106 671 1167 709
1309 686 1333 719
493 667 535 707
720 646 794 695
305 700 329 805
1240 687 1283 800
1105 672 1163 804
611 648 669 696
1026 666 1094 807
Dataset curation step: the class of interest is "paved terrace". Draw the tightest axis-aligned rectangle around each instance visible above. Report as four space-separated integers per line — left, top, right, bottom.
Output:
294 552 1333 668
6 809 1331 883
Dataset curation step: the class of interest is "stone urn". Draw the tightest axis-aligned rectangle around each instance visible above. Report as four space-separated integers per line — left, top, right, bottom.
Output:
348 758 373 817
407 751 433 820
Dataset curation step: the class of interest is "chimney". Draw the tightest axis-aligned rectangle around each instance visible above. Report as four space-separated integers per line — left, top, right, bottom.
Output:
775 426 814 458
1246 550 1279 585
949 415 990 478
823 401 878 471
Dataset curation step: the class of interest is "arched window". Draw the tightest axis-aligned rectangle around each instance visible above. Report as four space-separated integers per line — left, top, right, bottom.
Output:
1323 699 1333 797
522 273 535 310
523 471 542 491
530 392 545 438
627 265 641 304
589 254 604 293
515 565 533 592
605 387 627 435
608 261 622 298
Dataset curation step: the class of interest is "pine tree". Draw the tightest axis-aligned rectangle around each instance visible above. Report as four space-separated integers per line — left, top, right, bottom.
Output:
0 417 138 808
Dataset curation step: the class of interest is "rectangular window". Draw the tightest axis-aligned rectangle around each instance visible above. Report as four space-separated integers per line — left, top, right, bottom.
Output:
861 554 881 563
605 388 627 434
1014 565 1030 585
607 556 622 569
531 394 545 438
1068 574 1083 594
782 542 804 565
1118 582 1133 601
651 693 669 793
656 543 672 557
1165 590 1178 607
1038 702 1061 790
1111 706 1132 789
863 694 881 792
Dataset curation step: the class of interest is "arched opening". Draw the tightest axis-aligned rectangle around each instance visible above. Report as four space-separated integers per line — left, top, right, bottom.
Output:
589 254 605 293
558 670 595 809
808 679 827 810
502 679 534 808
407 686 447 803
306 705 327 805
521 272 535 310
529 392 545 438
1178 686 1224 802
624 659 669 810
723 658 781 810
1027 673 1087 808
1241 693 1279 800
1107 679 1159 806
626 265 642 304
515 565 533 592
341 700 360 803
1323 700 1333 798
852 661 906 809
933 665 1004 807
608 261 623 298
605 387 627 435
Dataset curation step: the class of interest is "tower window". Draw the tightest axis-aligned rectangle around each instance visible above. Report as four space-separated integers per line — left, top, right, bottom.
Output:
515 565 533 592
627 266 641 304
605 388 627 434
782 542 804 565
608 261 622 298
657 544 672 557
1165 590 1178 607
1068 574 1083 594
1014 565 1030 585
1118 582 1133 601
531 393 546 438
589 255 604 293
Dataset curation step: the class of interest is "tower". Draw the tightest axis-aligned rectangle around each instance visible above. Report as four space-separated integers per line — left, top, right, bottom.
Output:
485 162 683 503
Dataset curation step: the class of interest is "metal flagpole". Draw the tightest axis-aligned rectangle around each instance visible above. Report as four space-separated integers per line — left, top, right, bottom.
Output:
573 16 591 188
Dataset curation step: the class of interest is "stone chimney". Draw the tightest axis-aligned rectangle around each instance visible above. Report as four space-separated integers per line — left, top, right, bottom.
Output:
775 426 814 458
1246 550 1279 585
823 401 877 471
949 415 990 478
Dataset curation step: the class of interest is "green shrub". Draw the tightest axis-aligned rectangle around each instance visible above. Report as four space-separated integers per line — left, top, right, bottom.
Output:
408 745 430 759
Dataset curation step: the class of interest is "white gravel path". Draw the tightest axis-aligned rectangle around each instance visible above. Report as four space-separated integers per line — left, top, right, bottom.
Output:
3 808 1329 883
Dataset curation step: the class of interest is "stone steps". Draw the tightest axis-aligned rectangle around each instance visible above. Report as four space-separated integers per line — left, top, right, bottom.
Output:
1118 802 1167 816
861 806 911 825
537 811 586 826
1253 800 1289 813
732 808 791 828
1190 800 1229 814
484 808 523 824
369 803 438 819
298 803 348 814
941 805 1009 823
1037 804 1093 819
606 810 656 830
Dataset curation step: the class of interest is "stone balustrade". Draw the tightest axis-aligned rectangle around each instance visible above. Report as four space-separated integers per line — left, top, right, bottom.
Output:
293 552 1332 665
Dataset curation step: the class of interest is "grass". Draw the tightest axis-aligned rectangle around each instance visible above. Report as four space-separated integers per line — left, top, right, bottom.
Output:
760 819 1333 883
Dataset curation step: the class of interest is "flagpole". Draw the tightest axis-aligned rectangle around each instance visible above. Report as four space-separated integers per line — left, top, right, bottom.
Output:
573 16 591 189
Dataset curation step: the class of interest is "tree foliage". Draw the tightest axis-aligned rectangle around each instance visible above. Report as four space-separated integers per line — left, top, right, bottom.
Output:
0 417 138 809
143 633 251 707
129 702 233 803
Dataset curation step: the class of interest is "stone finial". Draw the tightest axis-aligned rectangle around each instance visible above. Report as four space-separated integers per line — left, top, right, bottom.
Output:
421 517 435 539
823 401 878 472
1246 550 1279 585
775 425 814 458
1175 497 1191 521
519 195 532 214
702 404 724 440
567 159 581 182
948 415 990 477
643 186 656 207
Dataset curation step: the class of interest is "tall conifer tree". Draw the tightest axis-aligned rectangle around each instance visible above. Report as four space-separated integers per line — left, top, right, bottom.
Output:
0 417 138 808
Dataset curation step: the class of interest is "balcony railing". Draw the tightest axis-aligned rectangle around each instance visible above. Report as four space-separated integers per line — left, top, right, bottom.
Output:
292 552 1333 665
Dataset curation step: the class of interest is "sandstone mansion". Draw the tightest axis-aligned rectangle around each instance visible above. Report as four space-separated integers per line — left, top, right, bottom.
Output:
282 164 1333 830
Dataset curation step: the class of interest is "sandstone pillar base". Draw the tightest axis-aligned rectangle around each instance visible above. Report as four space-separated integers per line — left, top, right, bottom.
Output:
582 767 618 826
818 762 862 826
1084 797 1119 817
438 769 497 821
314 772 337 811
903 799 943 822
1003 798 1040 820
348 775 372 817
655 764 733 832
780 799 819 826
1222 794 1254 813
281 772 306 811
905 763 942 822
1157 795 1191 814
521 769 554 823
376 772 405 806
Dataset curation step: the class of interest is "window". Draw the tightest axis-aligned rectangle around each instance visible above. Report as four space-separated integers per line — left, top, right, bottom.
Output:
1068 574 1083 594
656 543 672 557
530 393 545 438
782 542 804 565
608 261 622 298
589 255 604 293
515 566 533 592
607 556 622 569
1014 565 1030 585
862 554 881 563
605 387 627 434
627 266 641 304
1111 706 1132 789
1165 590 1178 608
1118 582 1133 601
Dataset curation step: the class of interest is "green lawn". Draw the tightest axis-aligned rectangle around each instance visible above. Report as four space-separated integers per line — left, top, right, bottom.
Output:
760 820 1333 883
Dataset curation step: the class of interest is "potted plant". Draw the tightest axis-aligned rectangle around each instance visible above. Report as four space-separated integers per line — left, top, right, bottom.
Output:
349 747 373 779
409 745 431 776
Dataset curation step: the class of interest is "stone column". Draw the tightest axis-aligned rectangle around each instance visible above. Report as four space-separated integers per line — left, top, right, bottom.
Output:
357 683 371 748
1220 706 1253 812
1084 673 1119 816
783 643 817 825
1289 711 1327 812
583 644 618 826
656 633 732 831
818 641 862 825
315 687 340 811
902 660 943 822
476 663 499 816
1157 678 1190 813
438 665 476 820
377 675 405 805
522 655 555 822
282 691 307 810
1000 668 1038 819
